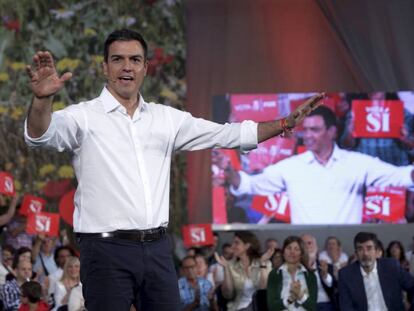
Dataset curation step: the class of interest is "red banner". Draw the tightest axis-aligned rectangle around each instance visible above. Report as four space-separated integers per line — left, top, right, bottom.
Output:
0 172 15 196
26 212 60 237
59 190 75 226
247 137 296 172
182 224 214 248
251 193 291 223
19 194 46 216
352 100 404 138
230 94 279 122
363 186 406 223
212 186 227 224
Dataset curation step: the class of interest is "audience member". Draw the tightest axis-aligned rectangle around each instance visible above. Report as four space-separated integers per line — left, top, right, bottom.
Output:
32 235 58 284
178 256 216 311
67 284 85 311
18 281 49 311
270 249 283 270
406 236 414 275
52 256 81 311
265 238 279 252
1 259 33 311
301 234 337 311
338 232 414 310
48 246 77 309
318 237 348 276
0 245 15 285
5 213 33 251
386 240 410 271
195 254 215 287
214 231 272 311
0 194 19 229
376 239 385 258
267 236 317 311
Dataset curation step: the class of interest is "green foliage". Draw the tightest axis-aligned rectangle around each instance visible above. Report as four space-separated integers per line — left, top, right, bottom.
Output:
0 0 187 234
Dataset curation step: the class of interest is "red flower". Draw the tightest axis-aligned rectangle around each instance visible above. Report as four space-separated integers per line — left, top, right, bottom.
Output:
4 20 20 32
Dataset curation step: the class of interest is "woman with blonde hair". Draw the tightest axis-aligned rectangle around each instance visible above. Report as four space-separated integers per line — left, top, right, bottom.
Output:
53 256 83 311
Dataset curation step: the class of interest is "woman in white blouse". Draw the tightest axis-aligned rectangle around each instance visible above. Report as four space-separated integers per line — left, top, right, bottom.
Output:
53 256 83 311
215 231 273 311
267 236 317 311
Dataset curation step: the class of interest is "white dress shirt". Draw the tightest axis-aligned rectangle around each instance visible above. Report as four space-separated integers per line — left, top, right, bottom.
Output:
279 263 309 311
360 261 388 311
232 145 413 224
25 87 258 232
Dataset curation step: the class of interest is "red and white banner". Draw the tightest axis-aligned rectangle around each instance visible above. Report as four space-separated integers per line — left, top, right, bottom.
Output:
363 186 406 223
19 194 46 216
251 193 291 223
247 137 296 172
182 224 214 248
26 212 60 237
230 94 279 122
59 190 75 226
0 172 15 196
352 100 404 138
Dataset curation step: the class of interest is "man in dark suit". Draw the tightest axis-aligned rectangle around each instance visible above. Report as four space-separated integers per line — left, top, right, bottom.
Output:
339 232 414 311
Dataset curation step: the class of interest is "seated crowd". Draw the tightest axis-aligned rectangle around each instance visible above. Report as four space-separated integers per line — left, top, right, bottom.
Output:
178 232 414 311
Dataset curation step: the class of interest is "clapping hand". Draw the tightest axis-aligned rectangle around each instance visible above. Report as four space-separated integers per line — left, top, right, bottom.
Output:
214 252 228 268
290 280 304 301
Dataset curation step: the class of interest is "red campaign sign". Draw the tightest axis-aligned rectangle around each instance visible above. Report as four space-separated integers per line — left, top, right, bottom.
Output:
59 190 75 226
230 94 279 122
352 100 404 138
0 172 15 196
19 194 46 216
296 145 307 154
251 193 291 223
212 186 228 224
363 187 406 223
182 224 214 248
26 212 60 237
247 137 296 172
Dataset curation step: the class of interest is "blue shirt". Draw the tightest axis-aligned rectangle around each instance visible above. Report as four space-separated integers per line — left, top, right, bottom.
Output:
178 277 213 311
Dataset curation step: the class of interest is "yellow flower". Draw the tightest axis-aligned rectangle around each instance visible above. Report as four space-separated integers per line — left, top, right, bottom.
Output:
14 180 21 191
58 165 74 178
10 107 24 120
53 101 66 111
91 55 104 64
84 27 97 36
160 87 178 102
39 164 56 177
0 107 8 115
10 62 26 71
34 181 46 191
56 58 81 71
0 72 9 82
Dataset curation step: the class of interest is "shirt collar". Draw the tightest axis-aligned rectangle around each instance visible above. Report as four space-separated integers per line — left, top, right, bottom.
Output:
278 263 307 274
360 260 378 277
303 143 343 164
99 86 146 114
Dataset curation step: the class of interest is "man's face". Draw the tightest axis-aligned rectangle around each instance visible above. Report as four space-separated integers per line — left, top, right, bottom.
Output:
266 240 278 250
181 258 197 281
355 240 377 271
57 249 71 268
2 250 13 266
301 235 318 258
303 115 335 153
103 40 148 103
16 260 32 282
42 237 56 254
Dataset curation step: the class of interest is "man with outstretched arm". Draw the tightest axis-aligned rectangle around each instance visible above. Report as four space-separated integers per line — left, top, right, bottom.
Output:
24 29 323 311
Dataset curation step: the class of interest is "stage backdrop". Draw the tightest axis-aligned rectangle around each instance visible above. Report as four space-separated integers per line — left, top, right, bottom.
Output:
185 0 414 224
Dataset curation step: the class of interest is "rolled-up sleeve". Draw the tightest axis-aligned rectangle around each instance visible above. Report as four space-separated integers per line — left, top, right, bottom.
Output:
24 108 82 152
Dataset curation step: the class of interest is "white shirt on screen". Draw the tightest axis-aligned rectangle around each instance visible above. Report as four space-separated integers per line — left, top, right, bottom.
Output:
25 87 258 233
360 261 388 311
231 145 413 224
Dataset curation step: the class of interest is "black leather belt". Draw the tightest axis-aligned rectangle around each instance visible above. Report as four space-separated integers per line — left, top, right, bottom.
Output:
76 227 167 242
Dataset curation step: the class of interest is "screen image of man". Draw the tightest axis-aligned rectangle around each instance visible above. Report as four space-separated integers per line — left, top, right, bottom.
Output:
229 106 414 224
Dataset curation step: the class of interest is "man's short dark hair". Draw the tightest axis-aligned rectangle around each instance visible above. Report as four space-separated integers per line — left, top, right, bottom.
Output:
104 29 148 62
354 232 379 249
308 106 337 129
180 255 196 267
21 281 42 303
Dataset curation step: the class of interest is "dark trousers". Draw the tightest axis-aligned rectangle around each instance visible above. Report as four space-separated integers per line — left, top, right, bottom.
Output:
317 301 336 311
78 234 180 311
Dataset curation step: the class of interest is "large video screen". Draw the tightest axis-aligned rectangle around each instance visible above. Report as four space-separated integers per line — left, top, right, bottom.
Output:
212 92 414 225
